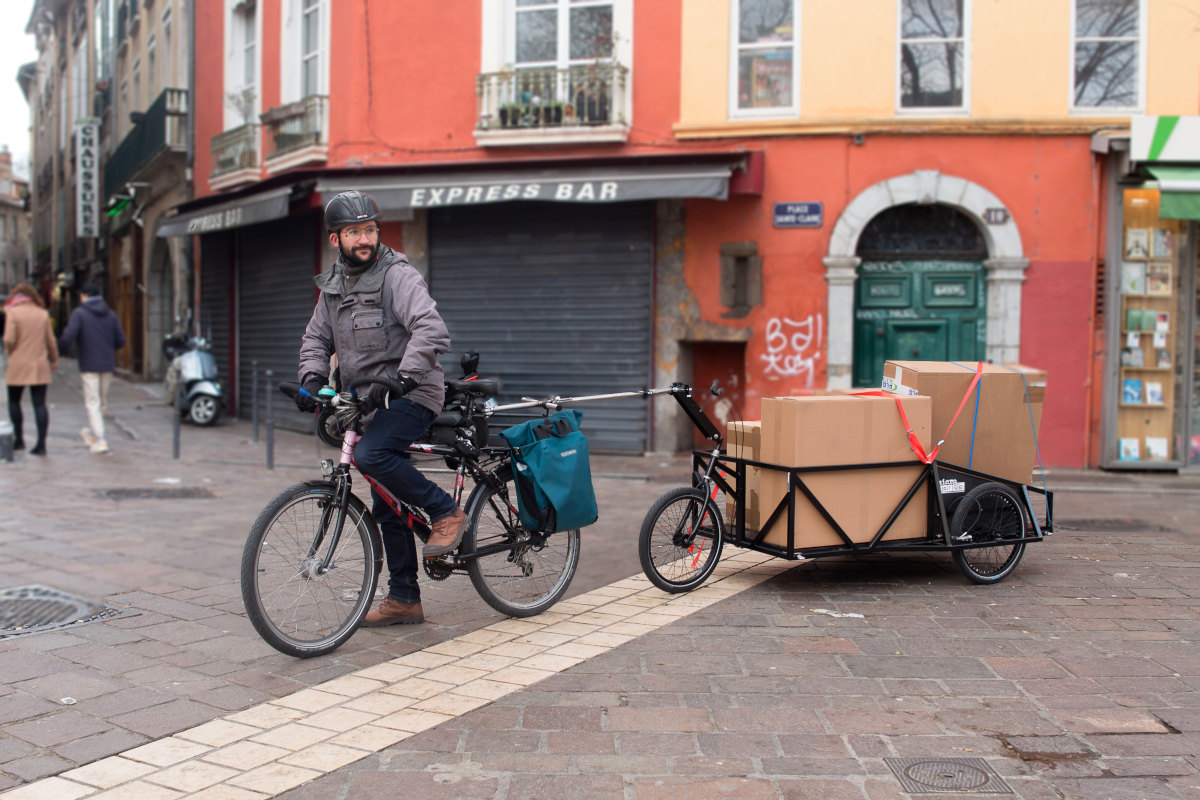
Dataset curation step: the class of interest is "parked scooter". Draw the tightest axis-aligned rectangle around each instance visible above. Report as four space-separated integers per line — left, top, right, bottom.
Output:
163 329 224 426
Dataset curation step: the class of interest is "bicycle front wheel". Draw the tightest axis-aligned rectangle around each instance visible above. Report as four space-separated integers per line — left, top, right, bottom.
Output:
241 481 382 658
639 487 724 593
462 468 580 617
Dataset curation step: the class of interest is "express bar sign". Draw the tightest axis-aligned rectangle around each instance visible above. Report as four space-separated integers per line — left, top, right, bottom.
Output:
409 180 620 207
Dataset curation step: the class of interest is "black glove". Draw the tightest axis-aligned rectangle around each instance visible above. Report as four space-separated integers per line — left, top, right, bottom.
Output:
295 375 327 412
359 383 391 414
395 373 419 396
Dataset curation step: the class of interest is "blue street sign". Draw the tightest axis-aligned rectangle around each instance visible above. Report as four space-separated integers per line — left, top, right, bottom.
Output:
773 202 823 228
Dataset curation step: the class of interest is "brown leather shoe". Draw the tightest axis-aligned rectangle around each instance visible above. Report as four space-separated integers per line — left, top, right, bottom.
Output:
361 597 424 627
424 508 467 557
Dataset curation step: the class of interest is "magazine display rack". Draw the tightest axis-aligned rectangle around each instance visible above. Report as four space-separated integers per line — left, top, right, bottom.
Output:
1115 189 1182 464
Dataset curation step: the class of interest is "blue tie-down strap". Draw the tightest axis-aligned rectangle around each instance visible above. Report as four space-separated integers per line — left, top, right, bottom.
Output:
501 409 599 533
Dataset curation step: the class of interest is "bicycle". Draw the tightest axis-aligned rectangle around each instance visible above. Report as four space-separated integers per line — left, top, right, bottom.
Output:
240 372 581 658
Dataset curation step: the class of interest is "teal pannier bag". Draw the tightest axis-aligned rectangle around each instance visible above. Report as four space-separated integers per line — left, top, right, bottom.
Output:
499 409 598 533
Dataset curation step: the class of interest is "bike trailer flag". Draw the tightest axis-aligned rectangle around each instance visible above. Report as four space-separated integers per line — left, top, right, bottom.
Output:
500 409 599 533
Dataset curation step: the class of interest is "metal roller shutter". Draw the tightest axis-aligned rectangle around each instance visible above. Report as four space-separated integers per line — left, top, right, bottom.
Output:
429 201 653 452
236 214 318 431
198 232 233 410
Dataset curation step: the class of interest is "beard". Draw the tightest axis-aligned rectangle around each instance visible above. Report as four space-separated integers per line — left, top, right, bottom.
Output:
339 240 378 267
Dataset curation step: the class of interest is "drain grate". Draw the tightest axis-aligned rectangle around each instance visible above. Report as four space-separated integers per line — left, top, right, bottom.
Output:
1055 518 1178 533
99 487 216 500
0 585 139 639
885 757 1012 794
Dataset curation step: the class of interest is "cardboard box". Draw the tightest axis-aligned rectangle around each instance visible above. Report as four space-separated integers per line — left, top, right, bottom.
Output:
724 421 761 529
757 394 932 550
881 361 1045 484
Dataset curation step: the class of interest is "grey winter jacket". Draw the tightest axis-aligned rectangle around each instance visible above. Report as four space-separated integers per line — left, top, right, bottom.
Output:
298 245 449 416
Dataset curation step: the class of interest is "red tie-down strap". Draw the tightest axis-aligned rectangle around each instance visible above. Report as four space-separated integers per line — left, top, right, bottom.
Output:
854 361 985 464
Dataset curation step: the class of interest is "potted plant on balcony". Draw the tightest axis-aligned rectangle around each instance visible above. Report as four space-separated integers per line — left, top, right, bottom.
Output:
543 102 564 127
500 103 526 128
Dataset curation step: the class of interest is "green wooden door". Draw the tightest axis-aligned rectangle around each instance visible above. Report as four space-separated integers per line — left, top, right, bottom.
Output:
853 260 986 387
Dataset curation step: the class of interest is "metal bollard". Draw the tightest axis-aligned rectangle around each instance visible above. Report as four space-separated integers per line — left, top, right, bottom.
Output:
251 360 259 443
172 378 183 459
265 368 274 470
0 420 13 463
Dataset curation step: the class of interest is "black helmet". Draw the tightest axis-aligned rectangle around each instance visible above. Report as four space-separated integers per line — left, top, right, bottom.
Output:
324 190 380 232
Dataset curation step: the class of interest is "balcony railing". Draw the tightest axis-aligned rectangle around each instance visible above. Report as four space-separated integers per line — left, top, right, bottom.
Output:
103 87 188 199
261 95 328 162
210 123 260 179
476 63 628 133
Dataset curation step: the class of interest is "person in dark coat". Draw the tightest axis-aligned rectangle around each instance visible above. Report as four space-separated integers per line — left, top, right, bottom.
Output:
57 283 126 454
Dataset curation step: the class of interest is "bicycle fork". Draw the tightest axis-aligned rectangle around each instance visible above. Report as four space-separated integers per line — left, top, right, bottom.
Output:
679 448 725 568
305 472 353 578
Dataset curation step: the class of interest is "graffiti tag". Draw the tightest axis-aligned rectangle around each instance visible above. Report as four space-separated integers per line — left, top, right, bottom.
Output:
762 315 823 384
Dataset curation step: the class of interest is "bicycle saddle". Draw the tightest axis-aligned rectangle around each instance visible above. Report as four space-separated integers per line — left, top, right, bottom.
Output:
447 379 500 397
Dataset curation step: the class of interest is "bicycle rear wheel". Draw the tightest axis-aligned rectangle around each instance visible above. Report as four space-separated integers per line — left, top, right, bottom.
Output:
639 487 724 593
241 481 382 657
462 468 580 617
950 482 1027 585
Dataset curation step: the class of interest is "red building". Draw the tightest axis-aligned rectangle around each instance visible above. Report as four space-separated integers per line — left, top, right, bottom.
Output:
162 0 1147 467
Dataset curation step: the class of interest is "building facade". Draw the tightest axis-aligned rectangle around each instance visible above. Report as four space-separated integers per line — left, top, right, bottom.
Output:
164 0 1198 466
0 149 31 297
25 0 191 377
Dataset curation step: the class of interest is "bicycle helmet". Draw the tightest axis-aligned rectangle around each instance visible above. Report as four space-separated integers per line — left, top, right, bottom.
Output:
324 190 380 232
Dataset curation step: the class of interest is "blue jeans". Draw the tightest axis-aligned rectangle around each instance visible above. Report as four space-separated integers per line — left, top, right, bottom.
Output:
355 397 457 603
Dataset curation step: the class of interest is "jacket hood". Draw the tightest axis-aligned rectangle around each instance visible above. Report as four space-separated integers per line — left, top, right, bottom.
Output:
82 296 112 316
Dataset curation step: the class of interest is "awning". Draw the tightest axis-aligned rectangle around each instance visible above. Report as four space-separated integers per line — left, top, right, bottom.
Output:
156 187 293 237
315 163 733 210
1147 165 1200 221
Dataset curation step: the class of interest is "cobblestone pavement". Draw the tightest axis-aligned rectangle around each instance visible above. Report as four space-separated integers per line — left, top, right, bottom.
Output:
4 358 1200 798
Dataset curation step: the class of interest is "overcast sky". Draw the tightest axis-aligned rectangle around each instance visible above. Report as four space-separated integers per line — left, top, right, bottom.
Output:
1 0 39 180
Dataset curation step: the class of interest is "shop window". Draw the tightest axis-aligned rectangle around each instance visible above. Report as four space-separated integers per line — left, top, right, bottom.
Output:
730 0 797 117
1112 188 1182 465
720 242 762 318
899 0 967 111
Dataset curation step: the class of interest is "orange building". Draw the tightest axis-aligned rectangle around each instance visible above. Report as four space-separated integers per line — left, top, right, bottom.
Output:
160 0 1199 468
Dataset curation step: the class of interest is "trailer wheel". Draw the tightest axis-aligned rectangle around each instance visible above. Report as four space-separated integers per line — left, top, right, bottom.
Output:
950 482 1026 584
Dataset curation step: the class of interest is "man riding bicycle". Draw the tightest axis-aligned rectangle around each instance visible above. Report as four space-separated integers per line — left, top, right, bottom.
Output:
297 190 466 626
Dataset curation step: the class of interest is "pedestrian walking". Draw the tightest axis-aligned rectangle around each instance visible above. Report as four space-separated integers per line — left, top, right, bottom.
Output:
57 282 126 454
3 283 59 456
296 190 464 627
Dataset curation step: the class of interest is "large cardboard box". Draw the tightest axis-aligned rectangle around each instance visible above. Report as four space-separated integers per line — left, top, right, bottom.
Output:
881 361 1045 484
724 421 761 529
757 394 932 550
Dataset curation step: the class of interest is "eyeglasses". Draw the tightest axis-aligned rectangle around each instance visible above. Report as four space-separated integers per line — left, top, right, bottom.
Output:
341 225 379 240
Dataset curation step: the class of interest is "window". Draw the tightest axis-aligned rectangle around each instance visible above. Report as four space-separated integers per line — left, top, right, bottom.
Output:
147 33 157 97
161 6 172 87
94 1 110 81
731 0 797 116
514 0 613 68
301 0 320 96
1073 0 1141 110
132 57 141 111
899 0 966 110
225 0 258 127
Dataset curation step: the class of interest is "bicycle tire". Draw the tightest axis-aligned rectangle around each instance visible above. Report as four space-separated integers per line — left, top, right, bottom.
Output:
241 481 382 657
462 467 580 617
639 487 724 593
950 482 1027 585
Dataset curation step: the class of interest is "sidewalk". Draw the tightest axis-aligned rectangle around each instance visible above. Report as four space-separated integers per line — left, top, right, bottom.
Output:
4 360 1200 798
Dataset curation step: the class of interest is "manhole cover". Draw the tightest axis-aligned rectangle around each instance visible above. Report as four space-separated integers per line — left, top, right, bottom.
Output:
99 487 216 500
885 757 1012 794
0 585 139 639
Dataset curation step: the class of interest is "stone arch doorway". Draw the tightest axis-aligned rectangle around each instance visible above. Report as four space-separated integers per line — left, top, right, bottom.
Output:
823 170 1029 389
852 204 987 386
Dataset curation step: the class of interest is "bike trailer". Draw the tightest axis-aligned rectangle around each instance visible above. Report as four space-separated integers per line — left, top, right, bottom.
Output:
500 409 598 533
